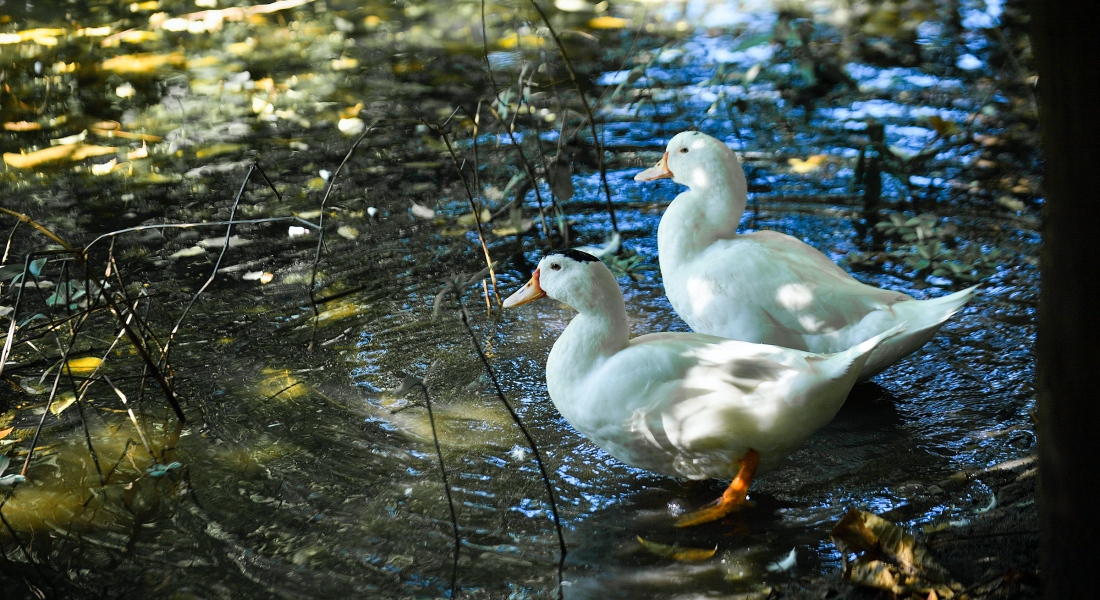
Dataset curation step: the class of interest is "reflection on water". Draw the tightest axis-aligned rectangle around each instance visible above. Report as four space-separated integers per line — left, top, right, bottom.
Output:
0 0 1037 597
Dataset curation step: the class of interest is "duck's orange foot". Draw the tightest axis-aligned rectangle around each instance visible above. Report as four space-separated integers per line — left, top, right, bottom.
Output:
675 449 760 528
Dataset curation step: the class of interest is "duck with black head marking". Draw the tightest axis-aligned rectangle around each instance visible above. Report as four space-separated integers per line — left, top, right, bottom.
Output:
504 250 904 526
635 131 977 380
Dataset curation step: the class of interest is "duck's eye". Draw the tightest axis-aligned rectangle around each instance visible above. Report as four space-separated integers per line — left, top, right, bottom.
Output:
679 147 689 153
550 263 561 271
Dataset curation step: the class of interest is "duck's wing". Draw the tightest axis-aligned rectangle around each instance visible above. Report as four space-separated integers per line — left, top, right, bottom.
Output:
585 336 828 478
696 231 912 337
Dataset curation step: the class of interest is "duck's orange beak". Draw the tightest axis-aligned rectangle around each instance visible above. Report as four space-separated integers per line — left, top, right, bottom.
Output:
634 152 672 181
503 269 546 308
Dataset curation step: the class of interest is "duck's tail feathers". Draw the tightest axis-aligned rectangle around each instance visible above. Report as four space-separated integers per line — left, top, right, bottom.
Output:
893 284 979 333
859 285 979 379
818 323 908 382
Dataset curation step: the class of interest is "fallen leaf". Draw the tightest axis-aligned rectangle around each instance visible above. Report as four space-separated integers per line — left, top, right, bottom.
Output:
91 158 118 175
4 143 117 168
788 154 827 174
337 225 359 239
636 536 717 562
831 509 962 598
589 16 629 29
0 427 14 440
926 115 959 137
127 142 149 160
338 117 365 135
49 392 77 415
410 202 436 219
63 356 103 375
196 143 244 159
170 245 206 258
3 121 41 131
100 51 185 74
339 103 364 119
456 208 491 227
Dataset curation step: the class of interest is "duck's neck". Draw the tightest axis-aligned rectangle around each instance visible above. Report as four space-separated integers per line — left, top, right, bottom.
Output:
657 154 747 270
545 273 630 406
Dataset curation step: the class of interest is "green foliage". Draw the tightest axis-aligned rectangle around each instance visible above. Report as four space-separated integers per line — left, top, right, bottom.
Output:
848 212 1003 283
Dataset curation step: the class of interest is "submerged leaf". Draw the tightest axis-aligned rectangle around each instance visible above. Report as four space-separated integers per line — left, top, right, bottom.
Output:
49 392 78 415
636 536 717 561
456 209 491 227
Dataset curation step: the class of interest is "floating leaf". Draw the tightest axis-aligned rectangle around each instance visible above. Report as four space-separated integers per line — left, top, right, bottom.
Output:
636 536 717 561
100 51 185 74
766 548 797 572
195 143 244 159
49 391 78 415
926 115 960 137
91 158 118 175
788 154 827 174
410 202 436 219
64 356 102 375
4 143 117 168
171 245 206 258
338 117 365 135
589 16 628 29
3 121 41 131
456 209 491 227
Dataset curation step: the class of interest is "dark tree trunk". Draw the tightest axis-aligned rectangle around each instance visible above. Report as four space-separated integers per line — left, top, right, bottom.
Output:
1029 2 1100 597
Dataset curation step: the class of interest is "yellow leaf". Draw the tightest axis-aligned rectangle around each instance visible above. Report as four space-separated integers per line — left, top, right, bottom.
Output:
339 103 364 119
456 209 491 227
195 143 244 159
0 427 14 440
100 51 185 74
91 158 118 175
4 144 116 168
3 121 41 131
312 301 361 324
49 392 78 415
788 154 827 174
64 356 103 375
498 33 544 50
589 16 629 29
926 115 959 137
336 225 359 239
636 536 717 561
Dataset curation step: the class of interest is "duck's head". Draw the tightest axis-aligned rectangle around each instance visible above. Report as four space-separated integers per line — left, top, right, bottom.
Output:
503 249 614 313
634 131 742 191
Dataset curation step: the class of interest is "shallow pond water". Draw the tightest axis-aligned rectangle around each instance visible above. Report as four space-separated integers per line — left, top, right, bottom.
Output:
0 0 1038 598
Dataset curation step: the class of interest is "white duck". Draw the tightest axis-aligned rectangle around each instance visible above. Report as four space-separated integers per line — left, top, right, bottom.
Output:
503 250 902 526
634 131 977 380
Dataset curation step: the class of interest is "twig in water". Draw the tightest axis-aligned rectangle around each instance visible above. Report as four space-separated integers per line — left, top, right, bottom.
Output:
527 0 618 234
457 307 567 592
163 162 256 367
392 374 460 599
308 124 376 329
427 121 501 305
